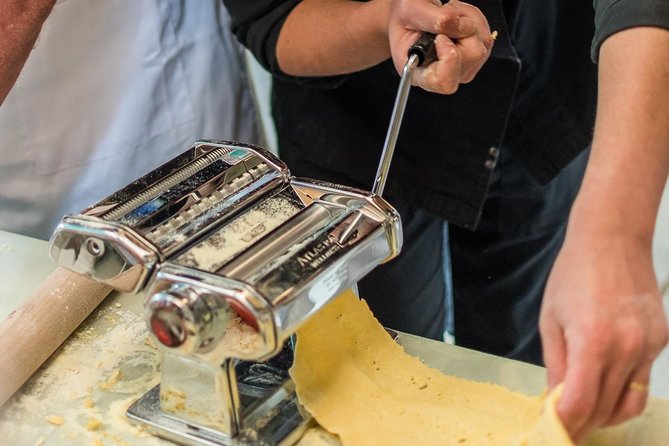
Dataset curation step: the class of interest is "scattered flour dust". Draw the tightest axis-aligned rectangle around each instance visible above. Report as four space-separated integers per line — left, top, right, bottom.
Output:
0 298 164 445
175 194 300 272
199 315 263 361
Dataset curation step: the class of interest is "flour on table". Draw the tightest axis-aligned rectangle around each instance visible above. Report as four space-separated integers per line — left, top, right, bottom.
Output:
0 297 163 445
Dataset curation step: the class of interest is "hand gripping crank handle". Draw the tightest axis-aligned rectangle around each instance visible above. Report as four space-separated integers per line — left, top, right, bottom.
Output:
372 33 438 197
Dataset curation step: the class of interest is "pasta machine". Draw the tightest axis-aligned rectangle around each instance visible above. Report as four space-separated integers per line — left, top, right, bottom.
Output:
49 140 402 445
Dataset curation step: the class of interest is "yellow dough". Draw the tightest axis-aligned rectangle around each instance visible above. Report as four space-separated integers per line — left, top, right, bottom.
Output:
516 385 573 445
290 289 574 446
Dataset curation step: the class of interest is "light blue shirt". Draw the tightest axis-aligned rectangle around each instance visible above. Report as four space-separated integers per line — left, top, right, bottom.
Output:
0 0 261 239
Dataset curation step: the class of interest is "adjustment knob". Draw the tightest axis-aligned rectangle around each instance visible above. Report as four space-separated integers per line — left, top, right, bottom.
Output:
145 285 232 354
148 292 187 348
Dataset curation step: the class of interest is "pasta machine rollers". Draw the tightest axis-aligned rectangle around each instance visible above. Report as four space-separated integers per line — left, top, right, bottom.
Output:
49 140 402 445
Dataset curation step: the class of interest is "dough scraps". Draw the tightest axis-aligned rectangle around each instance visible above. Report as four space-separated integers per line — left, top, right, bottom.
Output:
516 385 573 445
290 288 574 446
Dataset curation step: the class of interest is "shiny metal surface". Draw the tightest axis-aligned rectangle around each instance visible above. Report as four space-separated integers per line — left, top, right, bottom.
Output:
138 177 400 445
373 53 419 196
147 263 277 361
127 379 312 446
158 354 242 439
49 140 290 292
146 284 236 353
49 216 159 293
47 140 403 446
157 178 401 350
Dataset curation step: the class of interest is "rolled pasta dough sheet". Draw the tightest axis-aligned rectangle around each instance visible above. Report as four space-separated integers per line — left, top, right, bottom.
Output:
290 289 574 446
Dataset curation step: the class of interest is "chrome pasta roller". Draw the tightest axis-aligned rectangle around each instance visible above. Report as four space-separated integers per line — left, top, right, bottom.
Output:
49 140 402 445
50 141 290 294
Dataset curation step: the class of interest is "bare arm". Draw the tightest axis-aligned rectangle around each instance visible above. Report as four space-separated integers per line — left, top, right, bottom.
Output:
276 0 391 76
577 28 669 237
0 1 56 106
540 26 669 442
276 0 494 93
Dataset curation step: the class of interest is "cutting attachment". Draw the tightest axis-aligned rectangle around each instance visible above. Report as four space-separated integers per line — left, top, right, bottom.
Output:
50 141 290 293
49 139 402 445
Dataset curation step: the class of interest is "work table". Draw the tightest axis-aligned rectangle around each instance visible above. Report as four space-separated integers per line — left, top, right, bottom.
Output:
0 230 667 445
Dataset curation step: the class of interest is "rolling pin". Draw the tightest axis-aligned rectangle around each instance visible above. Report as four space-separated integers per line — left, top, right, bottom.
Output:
0 267 113 406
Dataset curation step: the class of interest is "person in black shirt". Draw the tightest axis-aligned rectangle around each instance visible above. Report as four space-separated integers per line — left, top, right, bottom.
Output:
223 0 669 440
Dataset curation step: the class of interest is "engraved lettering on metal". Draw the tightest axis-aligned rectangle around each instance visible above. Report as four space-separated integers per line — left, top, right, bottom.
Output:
296 236 342 270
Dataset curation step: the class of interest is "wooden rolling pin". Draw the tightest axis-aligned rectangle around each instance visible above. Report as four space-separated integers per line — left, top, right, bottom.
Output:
0 267 113 406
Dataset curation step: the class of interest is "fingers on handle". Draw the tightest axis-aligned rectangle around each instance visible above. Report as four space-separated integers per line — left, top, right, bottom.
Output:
399 0 490 40
454 34 491 83
413 34 461 94
444 1 490 39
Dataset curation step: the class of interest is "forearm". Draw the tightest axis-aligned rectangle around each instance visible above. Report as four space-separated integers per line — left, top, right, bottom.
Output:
276 0 391 76
569 27 669 245
0 0 56 105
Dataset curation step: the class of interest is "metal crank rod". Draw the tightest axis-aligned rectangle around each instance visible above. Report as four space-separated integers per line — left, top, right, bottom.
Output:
372 33 438 197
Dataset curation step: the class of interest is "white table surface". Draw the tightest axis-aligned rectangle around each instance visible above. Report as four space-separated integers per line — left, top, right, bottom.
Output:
0 230 667 445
